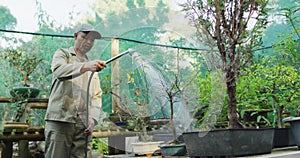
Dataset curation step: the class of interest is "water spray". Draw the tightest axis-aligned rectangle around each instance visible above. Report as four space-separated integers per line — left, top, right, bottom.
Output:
85 48 134 158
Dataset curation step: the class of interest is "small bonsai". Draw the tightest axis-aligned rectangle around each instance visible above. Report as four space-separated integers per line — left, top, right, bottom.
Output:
127 68 153 142
2 49 43 87
1 48 43 122
159 48 201 145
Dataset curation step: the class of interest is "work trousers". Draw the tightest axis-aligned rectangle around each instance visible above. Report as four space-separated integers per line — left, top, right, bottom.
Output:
44 118 92 158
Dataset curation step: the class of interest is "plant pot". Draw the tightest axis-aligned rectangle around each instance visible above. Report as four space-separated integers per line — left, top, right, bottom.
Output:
283 117 300 148
273 127 296 148
159 143 187 156
10 87 40 98
115 121 127 126
182 128 274 157
131 141 163 156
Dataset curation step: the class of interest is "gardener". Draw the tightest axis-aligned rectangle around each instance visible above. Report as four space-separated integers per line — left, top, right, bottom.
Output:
44 23 106 158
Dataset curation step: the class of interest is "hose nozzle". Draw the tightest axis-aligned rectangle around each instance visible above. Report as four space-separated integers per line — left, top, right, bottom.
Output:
106 48 135 64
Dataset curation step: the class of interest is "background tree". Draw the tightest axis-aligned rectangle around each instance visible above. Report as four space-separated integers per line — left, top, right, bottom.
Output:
182 0 269 128
0 6 16 32
262 0 300 47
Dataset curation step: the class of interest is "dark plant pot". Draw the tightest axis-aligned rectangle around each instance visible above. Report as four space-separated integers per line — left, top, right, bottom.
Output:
182 128 274 157
273 127 296 148
115 121 127 126
283 117 300 148
160 143 187 156
10 87 40 98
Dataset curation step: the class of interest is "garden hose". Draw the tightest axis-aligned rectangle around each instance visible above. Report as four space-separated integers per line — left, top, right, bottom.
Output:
84 48 134 158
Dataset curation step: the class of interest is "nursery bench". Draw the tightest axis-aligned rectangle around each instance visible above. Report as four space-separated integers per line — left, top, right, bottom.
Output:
0 98 168 158
0 97 48 158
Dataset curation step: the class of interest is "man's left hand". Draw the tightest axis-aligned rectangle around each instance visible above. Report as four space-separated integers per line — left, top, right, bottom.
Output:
84 118 96 135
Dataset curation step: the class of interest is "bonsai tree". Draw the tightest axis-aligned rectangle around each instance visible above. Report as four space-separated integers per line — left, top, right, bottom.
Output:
237 61 300 128
182 0 269 128
2 48 43 87
126 66 153 142
1 48 43 122
158 48 201 145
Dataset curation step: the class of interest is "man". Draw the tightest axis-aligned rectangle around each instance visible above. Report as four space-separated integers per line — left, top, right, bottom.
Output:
44 23 106 158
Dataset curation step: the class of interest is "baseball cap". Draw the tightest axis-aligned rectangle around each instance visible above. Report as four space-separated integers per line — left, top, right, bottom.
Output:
75 24 102 39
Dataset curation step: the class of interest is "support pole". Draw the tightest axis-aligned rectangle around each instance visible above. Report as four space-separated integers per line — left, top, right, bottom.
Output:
111 38 120 113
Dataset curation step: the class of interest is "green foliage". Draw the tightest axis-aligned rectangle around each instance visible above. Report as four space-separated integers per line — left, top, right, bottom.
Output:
92 138 108 155
1 49 43 87
197 73 212 108
194 71 227 129
127 68 149 107
273 29 300 69
237 59 300 127
0 6 16 30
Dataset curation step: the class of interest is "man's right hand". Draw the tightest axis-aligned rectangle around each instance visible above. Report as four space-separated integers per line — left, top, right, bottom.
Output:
81 60 106 73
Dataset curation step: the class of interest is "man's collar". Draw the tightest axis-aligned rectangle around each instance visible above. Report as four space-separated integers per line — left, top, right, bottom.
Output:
69 47 77 56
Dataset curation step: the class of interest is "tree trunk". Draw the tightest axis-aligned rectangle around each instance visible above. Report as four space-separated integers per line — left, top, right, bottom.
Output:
24 73 29 87
226 67 244 129
276 105 284 128
170 99 179 143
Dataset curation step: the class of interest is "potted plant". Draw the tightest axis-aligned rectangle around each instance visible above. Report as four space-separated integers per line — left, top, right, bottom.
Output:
236 4 300 147
123 66 163 157
124 48 198 157
182 71 275 157
130 106 163 157
1 48 44 124
238 63 297 150
108 108 133 127
180 0 276 157
155 48 202 157
2 48 43 98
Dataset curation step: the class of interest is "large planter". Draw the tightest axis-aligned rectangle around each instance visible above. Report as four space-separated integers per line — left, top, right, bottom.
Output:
273 127 296 148
182 128 274 157
283 117 300 148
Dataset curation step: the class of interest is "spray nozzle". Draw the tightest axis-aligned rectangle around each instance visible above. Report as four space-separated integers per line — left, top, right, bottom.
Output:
106 48 135 64
127 48 135 54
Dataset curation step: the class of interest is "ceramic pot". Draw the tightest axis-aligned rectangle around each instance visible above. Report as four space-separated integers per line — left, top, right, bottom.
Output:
183 128 274 157
10 87 40 98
